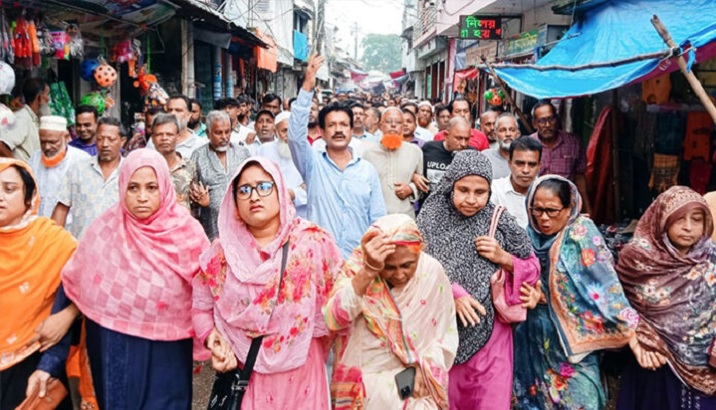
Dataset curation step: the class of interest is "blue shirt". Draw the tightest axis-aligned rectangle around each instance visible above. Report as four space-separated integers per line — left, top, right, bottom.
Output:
289 89 386 258
68 138 98 156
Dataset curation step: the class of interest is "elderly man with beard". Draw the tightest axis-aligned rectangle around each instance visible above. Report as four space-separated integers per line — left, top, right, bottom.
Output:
0 78 49 161
257 111 307 217
29 116 90 222
289 54 385 258
363 107 423 218
190 110 250 240
483 113 520 179
69 105 99 156
151 113 197 209
415 101 437 141
52 117 126 239
147 95 205 158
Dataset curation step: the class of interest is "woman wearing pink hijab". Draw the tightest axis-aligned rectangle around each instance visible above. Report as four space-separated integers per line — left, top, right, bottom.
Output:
192 157 344 409
61 149 210 408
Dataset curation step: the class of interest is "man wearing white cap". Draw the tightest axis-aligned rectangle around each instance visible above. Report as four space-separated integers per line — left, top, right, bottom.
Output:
416 101 437 141
257 111 308 218
29 116 90 221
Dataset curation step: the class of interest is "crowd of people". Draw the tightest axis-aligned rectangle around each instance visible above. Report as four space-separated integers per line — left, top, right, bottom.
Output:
1 53 716 410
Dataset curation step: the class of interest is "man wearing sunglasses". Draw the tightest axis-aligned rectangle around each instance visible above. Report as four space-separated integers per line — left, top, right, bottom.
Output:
530 100 591 214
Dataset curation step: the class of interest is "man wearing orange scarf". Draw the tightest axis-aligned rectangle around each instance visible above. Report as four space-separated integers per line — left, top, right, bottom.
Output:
362 108 424 219
28 116 90 220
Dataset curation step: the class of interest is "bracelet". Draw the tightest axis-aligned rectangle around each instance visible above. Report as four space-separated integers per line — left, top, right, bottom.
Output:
363 259 383 272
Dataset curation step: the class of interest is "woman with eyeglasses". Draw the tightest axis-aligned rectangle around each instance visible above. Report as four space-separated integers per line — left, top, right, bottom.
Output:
416 150 540 410
192 157 343 409
512 175 639 410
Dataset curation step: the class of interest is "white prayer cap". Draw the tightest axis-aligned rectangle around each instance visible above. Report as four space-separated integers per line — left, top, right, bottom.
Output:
418 101 432 108
0 62 14 96
40 115 68 132
275 111 291 125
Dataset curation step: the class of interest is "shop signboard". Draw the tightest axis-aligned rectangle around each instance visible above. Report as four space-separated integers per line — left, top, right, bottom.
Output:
459 15 502 40
504 29 540 59
466 42 498 66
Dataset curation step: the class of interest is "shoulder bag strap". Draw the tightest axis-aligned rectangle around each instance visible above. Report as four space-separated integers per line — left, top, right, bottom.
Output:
488 206 505 238
236 241 290 390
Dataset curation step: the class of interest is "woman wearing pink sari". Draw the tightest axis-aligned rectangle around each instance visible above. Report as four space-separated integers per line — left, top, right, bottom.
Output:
324 214 458 409
192 157 343 409
61 149 210 408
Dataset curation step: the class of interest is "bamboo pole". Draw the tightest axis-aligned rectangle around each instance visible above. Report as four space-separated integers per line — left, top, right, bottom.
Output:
651 14 716 124
491 48 677 72
481 55 535 134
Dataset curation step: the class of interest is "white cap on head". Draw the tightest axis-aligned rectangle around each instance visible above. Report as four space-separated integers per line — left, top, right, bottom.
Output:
40 115 68 132
418 101 432 108
274 111 291 126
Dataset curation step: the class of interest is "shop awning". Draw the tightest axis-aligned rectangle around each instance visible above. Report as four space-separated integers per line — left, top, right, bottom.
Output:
489 0 716 99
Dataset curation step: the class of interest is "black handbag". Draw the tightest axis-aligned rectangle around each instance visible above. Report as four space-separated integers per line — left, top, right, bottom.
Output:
207 242 289 410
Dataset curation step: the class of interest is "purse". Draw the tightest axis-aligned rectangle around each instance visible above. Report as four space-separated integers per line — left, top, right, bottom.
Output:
488 206 528 324
15 378 68 410
207 241 290 410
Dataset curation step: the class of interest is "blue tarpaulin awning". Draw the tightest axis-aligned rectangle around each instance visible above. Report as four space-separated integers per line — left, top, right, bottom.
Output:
490 0 716 99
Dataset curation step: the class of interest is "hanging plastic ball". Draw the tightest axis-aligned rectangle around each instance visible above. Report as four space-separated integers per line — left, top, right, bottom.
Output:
94 64 118 88
81 92 106 115
80 58 101 82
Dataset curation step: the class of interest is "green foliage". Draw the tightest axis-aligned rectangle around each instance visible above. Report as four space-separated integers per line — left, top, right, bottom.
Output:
361 34 402 73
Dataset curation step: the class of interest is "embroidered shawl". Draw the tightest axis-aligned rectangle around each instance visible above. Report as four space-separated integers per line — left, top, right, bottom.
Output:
527 175 637 362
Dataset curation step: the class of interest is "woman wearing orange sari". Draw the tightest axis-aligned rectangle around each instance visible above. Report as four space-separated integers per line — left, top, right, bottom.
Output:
0 158 76 409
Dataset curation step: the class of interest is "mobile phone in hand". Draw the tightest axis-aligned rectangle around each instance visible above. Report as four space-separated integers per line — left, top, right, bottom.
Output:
395 366 416 400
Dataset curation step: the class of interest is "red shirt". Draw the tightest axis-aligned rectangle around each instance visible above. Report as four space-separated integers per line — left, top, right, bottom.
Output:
433 129 489 151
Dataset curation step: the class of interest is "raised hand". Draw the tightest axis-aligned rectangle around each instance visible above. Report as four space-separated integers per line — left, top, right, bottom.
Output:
302 54 326 92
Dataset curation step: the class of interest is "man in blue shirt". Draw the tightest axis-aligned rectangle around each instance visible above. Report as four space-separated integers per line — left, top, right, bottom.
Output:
289 54 386 258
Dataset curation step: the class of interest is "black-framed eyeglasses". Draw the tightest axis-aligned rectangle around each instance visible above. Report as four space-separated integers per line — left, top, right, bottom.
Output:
236 181 275 200
535 115 557 126
530 207 565 218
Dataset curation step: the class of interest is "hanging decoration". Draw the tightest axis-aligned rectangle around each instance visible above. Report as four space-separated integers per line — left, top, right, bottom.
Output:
94 63 117 88
484 87 506 107
80 58 101 82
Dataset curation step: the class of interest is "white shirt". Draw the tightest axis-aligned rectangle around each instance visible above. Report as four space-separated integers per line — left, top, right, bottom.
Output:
491 176 529 229
231 124 253 144
29 146 91 233
257 140 308 218
415 126 434 142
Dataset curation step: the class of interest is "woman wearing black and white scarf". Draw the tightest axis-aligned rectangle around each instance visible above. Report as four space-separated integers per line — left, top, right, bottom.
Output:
417 150 540 409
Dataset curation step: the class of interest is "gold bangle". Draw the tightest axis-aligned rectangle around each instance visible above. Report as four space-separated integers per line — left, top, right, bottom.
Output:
363 259 383 272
